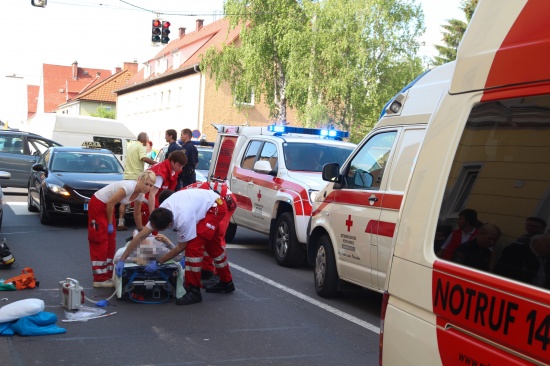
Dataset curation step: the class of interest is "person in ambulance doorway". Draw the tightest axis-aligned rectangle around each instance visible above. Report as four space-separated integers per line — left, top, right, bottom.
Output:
116 187 236 305
494 233 550 289
450 223 502 272
88 171 155 288
139 150 187 229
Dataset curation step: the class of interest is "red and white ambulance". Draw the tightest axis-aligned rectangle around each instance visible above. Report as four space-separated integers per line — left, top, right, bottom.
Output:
310 0 550 364
208 124 355 267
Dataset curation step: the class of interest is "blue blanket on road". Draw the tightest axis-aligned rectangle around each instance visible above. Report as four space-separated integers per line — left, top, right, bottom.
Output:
0 311 66 336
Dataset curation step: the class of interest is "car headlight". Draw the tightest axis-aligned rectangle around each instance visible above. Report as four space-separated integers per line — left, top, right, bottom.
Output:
308 189 319 204
46 183 70 196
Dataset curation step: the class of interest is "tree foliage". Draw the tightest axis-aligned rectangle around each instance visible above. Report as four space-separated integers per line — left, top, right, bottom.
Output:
91 105 116 119
201 0 425 142
432 0 478 66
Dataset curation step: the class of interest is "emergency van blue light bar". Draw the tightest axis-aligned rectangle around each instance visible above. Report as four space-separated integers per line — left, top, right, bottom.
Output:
267 125 349 139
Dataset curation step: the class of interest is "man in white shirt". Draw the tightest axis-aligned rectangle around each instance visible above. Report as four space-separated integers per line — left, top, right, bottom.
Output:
116 188 235 305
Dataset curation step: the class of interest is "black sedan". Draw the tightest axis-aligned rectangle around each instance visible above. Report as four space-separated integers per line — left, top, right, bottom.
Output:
27 145 125 224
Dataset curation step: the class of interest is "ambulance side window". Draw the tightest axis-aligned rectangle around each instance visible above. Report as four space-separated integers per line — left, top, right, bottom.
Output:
241 140 262 170
259 142 278 170
344 131 396 190
436 94 550 293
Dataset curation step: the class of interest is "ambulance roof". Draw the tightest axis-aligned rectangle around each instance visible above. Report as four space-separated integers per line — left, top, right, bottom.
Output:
376 61 455 129
451 0 550 95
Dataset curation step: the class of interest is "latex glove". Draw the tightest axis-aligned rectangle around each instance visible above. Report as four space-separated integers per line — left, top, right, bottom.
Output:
144 260 158 273
115 260 125 277
107 223 114 234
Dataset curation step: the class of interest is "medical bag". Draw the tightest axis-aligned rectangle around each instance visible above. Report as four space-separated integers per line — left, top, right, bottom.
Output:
119 264 179 304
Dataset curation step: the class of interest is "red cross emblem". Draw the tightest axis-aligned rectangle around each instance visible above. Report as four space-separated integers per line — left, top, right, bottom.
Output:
257 190 262 201
345 215 353 232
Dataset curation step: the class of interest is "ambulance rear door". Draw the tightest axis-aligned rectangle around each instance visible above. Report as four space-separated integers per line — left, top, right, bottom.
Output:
209 131 249 225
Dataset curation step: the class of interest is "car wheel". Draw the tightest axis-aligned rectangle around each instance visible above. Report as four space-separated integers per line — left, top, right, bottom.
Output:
225 222 237 243
39 190 53 225
314 234 339 298
273 212 305 267
27 186 39 212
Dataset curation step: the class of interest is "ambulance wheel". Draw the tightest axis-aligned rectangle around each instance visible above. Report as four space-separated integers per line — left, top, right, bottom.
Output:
314 235 338 298
39 190 54 225
273 212 305 267
225 223 237 243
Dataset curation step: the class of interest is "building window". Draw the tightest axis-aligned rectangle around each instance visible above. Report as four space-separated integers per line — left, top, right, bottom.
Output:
234 87 255 107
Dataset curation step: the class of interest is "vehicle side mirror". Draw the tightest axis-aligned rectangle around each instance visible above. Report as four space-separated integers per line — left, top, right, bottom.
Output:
322 163 340 182
354 169 373 188
32 163 46 172
253 160 276 175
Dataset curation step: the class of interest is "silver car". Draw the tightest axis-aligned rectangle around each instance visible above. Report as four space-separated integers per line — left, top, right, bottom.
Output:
0 130 62 188
0 171 11 231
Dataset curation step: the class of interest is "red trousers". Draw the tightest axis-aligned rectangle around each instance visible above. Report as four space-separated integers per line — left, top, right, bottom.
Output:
186 201 233 288
88 195 117 282
202 193 236 273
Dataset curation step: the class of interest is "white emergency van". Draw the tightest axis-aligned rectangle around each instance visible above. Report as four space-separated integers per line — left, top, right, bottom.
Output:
208 124 356 266
26 113 136 165
311 0 550 365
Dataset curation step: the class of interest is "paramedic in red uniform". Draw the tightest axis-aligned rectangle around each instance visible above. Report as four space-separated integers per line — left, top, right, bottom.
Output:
88 171 155 288
180 180 237 284
139 150 187 227
116 188 235 305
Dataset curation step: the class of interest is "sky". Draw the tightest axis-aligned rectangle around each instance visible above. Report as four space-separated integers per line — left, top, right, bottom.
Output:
0 0 464 86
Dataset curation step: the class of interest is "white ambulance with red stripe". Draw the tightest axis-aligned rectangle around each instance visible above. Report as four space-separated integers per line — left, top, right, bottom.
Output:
311 0 550 364
208 124 356 267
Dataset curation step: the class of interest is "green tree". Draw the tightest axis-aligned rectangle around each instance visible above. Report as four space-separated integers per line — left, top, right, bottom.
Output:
201 0 425 142
201 0 308 124
432 0 478 66
91 105 116 119
291 0 425 141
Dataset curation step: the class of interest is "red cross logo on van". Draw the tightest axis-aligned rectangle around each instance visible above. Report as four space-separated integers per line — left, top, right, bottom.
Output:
257 190 262 201
345 215 353 232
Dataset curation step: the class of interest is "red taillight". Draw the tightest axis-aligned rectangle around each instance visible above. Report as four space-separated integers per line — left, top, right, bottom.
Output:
379 291 390 366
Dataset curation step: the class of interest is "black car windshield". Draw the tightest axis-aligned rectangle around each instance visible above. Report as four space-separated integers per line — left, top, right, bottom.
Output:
283 142 354 172
51 151 123 173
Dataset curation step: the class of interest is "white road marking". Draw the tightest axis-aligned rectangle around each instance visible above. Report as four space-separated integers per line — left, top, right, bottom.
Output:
230 262 380 334
226 244 267 250
6 202 36 215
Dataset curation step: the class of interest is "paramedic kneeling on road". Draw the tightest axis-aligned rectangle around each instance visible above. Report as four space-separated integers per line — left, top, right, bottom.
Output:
88 171 155 288
116 188 235 305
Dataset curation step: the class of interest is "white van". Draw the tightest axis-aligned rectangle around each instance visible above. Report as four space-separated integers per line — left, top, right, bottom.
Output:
310 1 550 364
26 113 136 165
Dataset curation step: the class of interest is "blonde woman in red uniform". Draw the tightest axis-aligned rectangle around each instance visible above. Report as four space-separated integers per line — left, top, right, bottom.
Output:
87 171 156 288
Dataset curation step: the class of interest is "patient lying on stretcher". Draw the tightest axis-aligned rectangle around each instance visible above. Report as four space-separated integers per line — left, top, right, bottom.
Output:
112 230 186 300
113 231 183 265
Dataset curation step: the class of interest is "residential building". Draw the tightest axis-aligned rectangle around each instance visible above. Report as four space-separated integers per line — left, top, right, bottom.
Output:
36 61 112 115
56 62 138 117
115 18 296 147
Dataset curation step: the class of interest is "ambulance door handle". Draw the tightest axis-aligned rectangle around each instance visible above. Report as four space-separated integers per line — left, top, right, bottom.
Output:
368 195 378 203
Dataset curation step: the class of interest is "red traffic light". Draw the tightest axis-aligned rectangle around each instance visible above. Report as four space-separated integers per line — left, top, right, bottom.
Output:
152 19 161 28
162 21 171 29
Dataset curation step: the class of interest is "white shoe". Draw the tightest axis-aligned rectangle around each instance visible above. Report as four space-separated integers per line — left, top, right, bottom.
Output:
93 279 114 288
